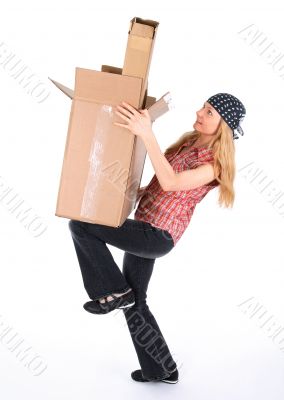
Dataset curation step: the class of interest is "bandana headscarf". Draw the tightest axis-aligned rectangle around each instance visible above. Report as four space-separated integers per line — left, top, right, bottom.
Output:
206 93 246 140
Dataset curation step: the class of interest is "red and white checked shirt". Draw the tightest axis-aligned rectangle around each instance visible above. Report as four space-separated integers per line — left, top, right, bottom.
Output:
134 138 220 246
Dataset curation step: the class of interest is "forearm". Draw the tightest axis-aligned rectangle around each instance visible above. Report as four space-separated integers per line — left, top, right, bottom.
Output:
142 131 175 191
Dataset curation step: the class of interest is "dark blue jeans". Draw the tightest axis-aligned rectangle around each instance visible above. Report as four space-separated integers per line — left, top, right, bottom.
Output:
68 218 178 380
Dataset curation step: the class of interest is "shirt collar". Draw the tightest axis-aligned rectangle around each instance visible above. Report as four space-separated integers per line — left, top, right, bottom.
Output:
177 139 211 153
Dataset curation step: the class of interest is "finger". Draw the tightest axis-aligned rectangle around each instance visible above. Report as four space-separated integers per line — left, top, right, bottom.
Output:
116 105 134 119
115 110 132 122
113 122 130 129
122 101 140 116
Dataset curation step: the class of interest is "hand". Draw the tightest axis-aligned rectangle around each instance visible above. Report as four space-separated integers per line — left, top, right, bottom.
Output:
113 101 153 140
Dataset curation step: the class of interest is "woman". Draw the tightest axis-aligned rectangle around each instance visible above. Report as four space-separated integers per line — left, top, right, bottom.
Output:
68 93 246 384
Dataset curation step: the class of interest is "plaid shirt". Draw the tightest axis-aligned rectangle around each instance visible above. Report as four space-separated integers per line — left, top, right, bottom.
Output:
134 138 219 246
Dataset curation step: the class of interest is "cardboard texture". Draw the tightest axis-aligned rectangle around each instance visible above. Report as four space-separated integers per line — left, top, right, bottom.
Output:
50 17 172 227
49 76 172 121
122 18 158 107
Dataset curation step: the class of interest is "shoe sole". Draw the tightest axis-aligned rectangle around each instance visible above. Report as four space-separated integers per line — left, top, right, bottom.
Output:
161 378 179 384
117 300 135 309
132 377 179 384
131 370 179 384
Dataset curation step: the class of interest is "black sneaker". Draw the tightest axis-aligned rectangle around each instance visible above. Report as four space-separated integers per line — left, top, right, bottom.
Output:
131 368 179 384
83 290 135 315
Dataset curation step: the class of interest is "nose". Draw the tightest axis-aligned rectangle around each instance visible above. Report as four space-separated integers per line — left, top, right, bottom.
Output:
196 109 202 119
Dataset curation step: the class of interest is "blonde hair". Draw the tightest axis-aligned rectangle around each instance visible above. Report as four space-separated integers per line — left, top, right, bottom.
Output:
163 119 236 208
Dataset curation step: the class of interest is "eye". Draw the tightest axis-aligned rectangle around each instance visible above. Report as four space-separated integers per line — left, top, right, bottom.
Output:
203 105 212 115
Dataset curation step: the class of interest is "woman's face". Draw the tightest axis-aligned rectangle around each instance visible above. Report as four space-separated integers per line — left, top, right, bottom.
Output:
193 101 221 135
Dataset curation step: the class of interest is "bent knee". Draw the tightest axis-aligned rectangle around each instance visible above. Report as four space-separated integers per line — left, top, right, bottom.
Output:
68 219 83 235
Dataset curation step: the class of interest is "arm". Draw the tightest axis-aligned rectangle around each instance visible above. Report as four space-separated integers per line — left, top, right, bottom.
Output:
114 102 210 192
142 133 175 191
113 102 175 191
167 163 216 191
141 134 216 191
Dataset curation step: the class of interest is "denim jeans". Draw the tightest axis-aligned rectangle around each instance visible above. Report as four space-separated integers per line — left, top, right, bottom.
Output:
68 217 177 380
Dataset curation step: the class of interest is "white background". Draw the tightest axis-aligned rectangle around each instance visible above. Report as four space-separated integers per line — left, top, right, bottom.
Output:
0 0 284 399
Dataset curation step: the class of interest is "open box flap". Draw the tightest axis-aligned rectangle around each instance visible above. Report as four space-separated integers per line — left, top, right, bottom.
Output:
48 76 173 121
48 77 74 99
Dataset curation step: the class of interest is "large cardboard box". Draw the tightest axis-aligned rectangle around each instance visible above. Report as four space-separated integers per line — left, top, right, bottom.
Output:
50 17 172 227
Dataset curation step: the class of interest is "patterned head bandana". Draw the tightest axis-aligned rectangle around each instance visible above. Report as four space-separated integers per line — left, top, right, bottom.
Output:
206 93 246 140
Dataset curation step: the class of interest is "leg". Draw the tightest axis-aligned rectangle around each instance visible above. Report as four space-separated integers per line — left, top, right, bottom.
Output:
68 218 174 301
69 219 130 300
122 251 178 380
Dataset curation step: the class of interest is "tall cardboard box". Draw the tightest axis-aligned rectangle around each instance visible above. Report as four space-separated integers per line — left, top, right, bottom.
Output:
123 17 159 107
51 17 171 227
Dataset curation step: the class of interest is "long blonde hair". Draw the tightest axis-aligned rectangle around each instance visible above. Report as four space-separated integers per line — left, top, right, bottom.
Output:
164 119 236 208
